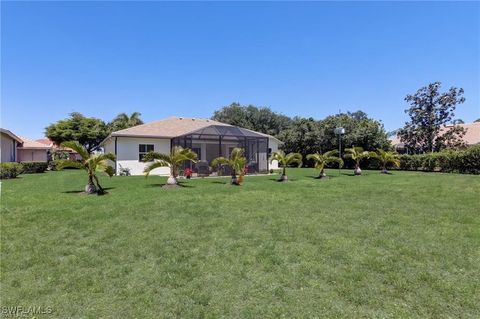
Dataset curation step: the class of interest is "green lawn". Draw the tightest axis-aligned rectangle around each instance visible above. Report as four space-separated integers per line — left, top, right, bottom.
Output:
1 169 479 318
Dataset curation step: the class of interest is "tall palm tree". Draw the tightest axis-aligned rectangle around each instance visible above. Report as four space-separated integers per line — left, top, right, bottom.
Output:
143 146 198 186
269 150 303 181
306 150 344 179
211 148 247 185
110 112 143 131
344 146 374 176
57 141 116 194
372 149 401 174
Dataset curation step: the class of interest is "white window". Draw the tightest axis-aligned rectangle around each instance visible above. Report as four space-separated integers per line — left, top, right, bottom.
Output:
139 144 154 161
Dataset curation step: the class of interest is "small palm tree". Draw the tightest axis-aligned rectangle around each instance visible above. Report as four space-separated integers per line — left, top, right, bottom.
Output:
344 146 374 176
211 148 247 185
269 150 303 181
372 149 401 174
306 150 344 179
57 141 116 194
143 146 198 186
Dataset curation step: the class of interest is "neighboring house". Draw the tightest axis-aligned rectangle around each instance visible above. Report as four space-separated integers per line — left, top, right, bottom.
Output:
17 137 51 162
101 116 282 176
1 128 22 162
36 138 82 160
390 122 480 153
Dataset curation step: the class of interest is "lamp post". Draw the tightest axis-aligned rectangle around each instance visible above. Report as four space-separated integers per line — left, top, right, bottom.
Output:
334 127 345 175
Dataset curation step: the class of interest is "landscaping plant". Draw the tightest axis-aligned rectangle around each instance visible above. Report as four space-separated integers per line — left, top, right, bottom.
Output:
143 146 198 186
372 149 401 174
269 150 303 181
306 150 344 178
211 148 247 185
57 141 116 194
344 146 374 175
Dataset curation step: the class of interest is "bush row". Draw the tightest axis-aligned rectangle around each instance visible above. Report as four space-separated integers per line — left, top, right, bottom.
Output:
398 145 480 174
0 163 24 179
20 161 48 174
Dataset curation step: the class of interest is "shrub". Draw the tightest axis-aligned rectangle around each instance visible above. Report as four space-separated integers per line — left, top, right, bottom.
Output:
0 163 24 179
20 161 48 174
398 145 480 174
48 159 81 171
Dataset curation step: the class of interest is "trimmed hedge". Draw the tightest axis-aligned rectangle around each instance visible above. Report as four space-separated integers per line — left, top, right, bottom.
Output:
0 163 24 179
398 145 480 174
20 161 48 174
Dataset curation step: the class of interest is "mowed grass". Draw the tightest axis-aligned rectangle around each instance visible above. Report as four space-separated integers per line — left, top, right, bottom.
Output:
1 168 479 318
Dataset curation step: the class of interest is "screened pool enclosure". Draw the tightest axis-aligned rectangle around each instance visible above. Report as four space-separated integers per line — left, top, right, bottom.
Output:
171 125 270 175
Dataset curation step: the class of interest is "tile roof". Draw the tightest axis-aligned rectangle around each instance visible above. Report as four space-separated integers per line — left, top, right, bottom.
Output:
18 136 52 149
390 122 480 146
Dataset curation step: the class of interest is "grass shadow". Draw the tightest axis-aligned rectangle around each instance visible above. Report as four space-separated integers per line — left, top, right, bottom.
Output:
62 187 115 194
145 182 194 188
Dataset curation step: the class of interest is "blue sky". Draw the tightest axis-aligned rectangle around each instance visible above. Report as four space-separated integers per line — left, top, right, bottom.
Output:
2 1 479 139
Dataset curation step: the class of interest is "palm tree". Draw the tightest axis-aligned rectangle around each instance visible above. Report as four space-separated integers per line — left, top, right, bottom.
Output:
110 112 143 131
57 141 116 194
344 146 374 176
211 148 247 185
372 149 401 174
269 150 303 181
143 146 198 186
306 150 344 179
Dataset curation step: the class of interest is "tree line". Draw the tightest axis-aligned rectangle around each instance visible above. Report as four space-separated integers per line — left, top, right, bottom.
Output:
45 82 468 156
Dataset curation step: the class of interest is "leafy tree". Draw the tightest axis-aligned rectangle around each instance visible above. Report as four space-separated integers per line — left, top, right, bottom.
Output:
278 117 324 161
211 148 247 185
143 146 198 186
269 150 303 182
109 112 143 132
57 141 116 194
475 119 480 123
317 111 391 154
398 82 466 153
306 150 343 179
45 112 108 153
452 119 465 124
344 146 373 176
371 149 400 174
212 103 291 136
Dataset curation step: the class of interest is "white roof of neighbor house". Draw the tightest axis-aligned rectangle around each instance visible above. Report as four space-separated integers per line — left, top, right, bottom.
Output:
0 128 23 143
390 122 480 147
105 116 282 143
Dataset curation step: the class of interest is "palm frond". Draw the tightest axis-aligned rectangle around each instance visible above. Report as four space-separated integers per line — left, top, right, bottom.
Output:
60 141 89 160
143 160 169 177
211 157 230 167
142 151 170 163
285 152 303 167
56 159 84 170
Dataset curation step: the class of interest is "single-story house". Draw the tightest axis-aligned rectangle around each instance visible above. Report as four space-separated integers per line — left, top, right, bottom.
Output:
1 128 51 162
17 137 51 162
101 116 282 176
1 128 22 162
390 122 480 153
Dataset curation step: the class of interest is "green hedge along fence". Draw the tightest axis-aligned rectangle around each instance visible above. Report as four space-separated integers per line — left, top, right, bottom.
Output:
398 145 480 174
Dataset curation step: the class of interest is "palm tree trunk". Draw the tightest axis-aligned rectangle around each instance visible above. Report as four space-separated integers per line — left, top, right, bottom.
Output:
85 174 97 194
381 163 388 174
354 163 362 176
93 175 105 195
319 168 326 178
280 166 288 181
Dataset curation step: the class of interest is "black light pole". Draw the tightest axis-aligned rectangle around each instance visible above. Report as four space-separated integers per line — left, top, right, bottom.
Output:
334 127 345 175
